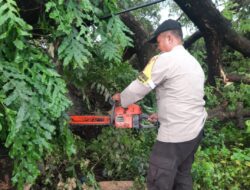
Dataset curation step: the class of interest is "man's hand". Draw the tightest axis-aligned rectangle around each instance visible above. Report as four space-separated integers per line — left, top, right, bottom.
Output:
148 113 158 123
112 93 121 103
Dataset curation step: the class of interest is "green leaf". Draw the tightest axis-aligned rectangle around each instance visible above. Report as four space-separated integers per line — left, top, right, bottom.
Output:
4 90 18 106
0 31 8 39
58 29 92 69
0 113 3 131
0 3 9 16
13 39 25 50
246 120 250 133
0 15 9 26
15 103 26 132
40 120 55 133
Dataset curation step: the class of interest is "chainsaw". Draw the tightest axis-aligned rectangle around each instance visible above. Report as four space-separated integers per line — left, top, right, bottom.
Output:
70 100 158 129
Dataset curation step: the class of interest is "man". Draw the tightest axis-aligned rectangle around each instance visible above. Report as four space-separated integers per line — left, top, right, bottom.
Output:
112 19 207 190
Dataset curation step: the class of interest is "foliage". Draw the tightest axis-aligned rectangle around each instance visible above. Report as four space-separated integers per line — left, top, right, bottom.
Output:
204 81 250 111
0 0 76 189
45 0 133 69
189 8 250 187
64 57 137 111
193 145 250 190
222 50 250 74
0 0 135 188
0 49 75 188
88 127 156 180
34 136 101 190
201 49 250 190
189 38 207 69
222 0 250 33
44 0 134 112
203 120 250 148
192 103 250 190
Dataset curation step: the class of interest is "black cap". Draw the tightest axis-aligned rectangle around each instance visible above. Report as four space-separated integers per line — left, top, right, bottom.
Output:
148 19 182 43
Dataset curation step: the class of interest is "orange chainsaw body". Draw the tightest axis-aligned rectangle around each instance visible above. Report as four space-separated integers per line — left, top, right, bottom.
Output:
69 104 142 128
114 104 142 128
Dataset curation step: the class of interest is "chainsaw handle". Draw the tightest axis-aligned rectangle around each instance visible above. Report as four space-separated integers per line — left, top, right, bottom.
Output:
139 113 160 129
140 113 149 120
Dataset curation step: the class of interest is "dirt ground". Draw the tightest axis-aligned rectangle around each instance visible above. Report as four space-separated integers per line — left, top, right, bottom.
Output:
98 181 134 190
0 180 136 190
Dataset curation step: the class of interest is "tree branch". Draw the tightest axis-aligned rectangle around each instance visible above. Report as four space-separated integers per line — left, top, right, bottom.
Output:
184 30 202 48
226 73 250 84
174 0 250 57
120 13 156 70
207 102 250 128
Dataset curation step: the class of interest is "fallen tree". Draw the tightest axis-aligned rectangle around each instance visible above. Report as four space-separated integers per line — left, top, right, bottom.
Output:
207 102 250 129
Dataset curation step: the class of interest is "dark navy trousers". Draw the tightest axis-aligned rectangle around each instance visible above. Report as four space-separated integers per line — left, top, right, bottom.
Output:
147 130 204 190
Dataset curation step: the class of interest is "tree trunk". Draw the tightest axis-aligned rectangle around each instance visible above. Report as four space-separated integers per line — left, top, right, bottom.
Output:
173 0 250 85
120 13 156 70
184 30 202 49
204 32 222 85
173 0 250 57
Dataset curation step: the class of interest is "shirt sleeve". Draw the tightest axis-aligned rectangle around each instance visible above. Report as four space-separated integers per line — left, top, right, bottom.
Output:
120 55 167 108
120 79 151 107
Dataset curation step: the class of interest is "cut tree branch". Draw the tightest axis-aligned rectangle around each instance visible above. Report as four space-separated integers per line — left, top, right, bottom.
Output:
184 30 202 49
120 13 156 70
207 102 250 128
226 73 250 84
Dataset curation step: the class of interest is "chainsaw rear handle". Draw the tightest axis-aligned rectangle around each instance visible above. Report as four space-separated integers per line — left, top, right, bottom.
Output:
139 113 160 129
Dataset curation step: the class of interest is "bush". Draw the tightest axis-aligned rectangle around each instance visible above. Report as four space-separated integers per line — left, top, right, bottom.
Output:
193 145 250 190
193 123 250 190
87 127 157 180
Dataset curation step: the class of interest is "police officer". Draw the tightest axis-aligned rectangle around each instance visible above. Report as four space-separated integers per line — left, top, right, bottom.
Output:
112 19 207 190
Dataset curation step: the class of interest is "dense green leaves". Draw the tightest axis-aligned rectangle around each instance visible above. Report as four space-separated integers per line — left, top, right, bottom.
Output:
0 0 75 188
0 0 134 188
45 0 133 70
46 0 95 69
58 28 92 69
99 17 133 62
88 127 156 179
44 0 134 114
0 0 32 60
193 126 250 190
0 54 74 188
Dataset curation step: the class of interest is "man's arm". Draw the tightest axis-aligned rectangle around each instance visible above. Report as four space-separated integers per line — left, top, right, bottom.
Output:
113 55 168 107
120 79 152 107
